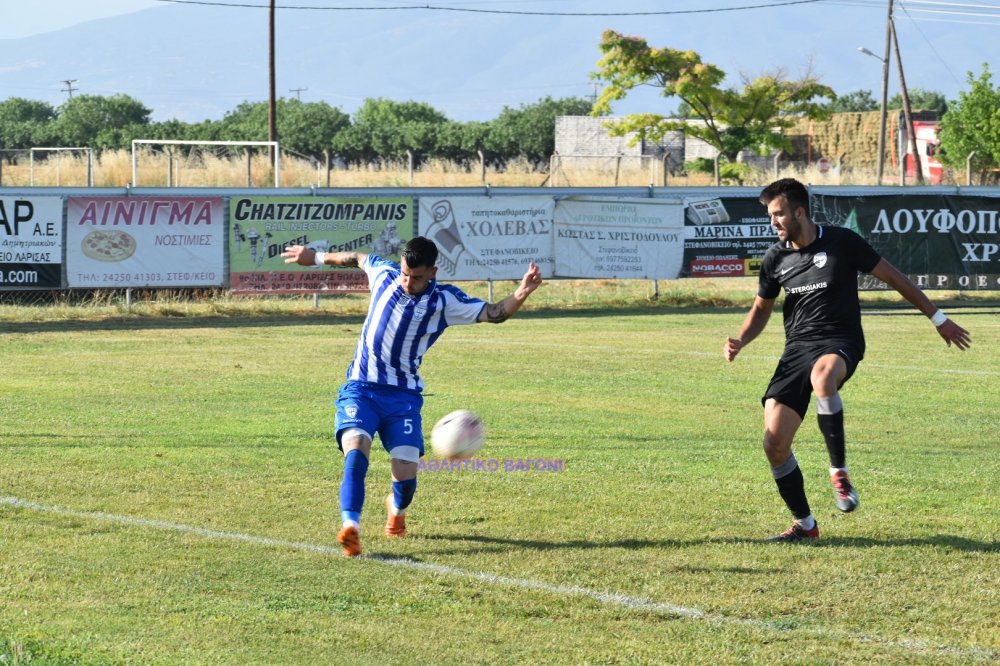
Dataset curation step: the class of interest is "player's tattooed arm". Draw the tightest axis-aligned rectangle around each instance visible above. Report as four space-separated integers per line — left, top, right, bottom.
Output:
281 246 367 267
328 251 366 267
478 262 543 324
482 302 511 323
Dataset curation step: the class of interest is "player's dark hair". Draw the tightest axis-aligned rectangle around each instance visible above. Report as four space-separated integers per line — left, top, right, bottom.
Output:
402 236 438 268
760 178 810 216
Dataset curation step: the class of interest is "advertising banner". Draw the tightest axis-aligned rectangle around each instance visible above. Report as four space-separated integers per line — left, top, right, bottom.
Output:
0 196 63 289
812 193 1000 290
417 196 554 280
681 196 773 278
229 196 412 293
553 197 684 279
66 197 225 288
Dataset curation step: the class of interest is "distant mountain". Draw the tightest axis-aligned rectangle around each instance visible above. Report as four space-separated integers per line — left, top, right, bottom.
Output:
0 2 992 124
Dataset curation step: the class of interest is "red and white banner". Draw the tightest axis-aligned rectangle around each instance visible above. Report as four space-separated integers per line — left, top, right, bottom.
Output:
66 197 225 288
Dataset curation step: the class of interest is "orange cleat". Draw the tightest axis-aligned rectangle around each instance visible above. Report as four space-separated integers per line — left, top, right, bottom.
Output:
768 521 820 542
337 525 362 557
384 495 407 538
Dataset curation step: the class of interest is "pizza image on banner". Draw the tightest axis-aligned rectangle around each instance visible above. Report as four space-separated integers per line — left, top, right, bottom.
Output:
66 196 225 288
229 196 413 293
80 229 137 262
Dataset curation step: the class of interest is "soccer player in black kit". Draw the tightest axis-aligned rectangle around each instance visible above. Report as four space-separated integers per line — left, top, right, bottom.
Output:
725 178 971 541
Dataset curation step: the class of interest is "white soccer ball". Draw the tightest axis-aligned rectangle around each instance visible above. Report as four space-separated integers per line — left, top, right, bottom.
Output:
430 409 485 459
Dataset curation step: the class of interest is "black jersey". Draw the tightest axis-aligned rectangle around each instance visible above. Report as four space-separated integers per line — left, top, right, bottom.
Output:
758 225 881 349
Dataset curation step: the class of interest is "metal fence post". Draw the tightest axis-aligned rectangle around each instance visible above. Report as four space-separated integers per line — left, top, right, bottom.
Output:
967 151 977 186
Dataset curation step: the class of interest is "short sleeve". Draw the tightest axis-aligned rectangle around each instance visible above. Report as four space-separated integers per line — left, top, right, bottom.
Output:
363 254 397 290
844 230 882 274
440 284 487 325
758 249 781 300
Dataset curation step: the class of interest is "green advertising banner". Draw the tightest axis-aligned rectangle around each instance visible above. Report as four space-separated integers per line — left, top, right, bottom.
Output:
229 196 413 293
812 193 1000 290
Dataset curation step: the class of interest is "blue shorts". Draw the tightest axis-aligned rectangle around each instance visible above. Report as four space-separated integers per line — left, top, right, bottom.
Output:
334 381 424 459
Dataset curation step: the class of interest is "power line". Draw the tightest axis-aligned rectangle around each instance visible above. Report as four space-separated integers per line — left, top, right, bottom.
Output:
896 3 964 88
150 0 827 16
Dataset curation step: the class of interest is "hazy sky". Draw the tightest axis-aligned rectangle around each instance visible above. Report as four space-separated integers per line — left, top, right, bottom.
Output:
2 0 998 121
1 1 160 40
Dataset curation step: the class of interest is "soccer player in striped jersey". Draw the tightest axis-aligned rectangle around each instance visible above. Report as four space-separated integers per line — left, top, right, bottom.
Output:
282 236 543 556
724 178 970 542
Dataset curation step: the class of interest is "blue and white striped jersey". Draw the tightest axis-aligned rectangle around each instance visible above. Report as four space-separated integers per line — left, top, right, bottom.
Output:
346 255 486 391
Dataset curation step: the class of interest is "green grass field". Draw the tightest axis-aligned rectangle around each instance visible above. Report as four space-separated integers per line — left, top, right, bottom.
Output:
1 289 998 664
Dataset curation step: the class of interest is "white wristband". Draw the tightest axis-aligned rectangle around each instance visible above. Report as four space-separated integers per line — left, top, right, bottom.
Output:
930 310 948 327
314 251 327 267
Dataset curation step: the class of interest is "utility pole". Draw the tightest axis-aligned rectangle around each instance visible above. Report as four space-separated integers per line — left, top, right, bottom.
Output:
891 17 923 184
876 0 893 185
268 0 277 167
590 82 600 107
289 87 307 100
61 79 78 99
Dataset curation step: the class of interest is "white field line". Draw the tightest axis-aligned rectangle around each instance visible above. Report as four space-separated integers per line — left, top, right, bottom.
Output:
2 495 996 662
449 338 1000 377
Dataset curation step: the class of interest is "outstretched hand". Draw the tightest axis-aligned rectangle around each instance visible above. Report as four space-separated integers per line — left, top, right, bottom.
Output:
281 245 315 266
937 319 972 351
518 262 543 297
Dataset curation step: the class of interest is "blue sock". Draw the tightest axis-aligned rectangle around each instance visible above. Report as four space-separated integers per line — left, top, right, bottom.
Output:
391 478 417 514
339 449 369 526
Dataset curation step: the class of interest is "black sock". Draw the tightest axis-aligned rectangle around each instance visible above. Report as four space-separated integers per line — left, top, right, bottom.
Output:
818 410 846 469
774 464 811 521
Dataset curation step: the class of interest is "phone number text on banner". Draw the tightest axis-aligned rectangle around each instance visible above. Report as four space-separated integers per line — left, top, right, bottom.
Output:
554 197 685 279
229 196 412 293
417 196 554 280
67 197 225 288
681 196 773 278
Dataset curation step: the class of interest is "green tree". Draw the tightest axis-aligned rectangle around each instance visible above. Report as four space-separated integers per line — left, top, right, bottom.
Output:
332 98 449 164
220 99 349 159
434 120 492 163
487 96 593 165
888 88 947 116
592 30 835 162
939 64 1000 182
827 89 878 112
54 94 152 149
0 98 57 149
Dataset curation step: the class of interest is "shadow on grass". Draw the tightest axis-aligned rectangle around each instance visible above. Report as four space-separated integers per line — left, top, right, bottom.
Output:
410 532 999 555
0 304 747 335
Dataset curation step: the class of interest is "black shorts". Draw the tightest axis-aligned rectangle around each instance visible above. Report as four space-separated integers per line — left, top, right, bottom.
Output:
761 340 863 419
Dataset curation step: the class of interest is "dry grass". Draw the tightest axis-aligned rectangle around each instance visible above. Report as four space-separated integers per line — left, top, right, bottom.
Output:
0 149 924 189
